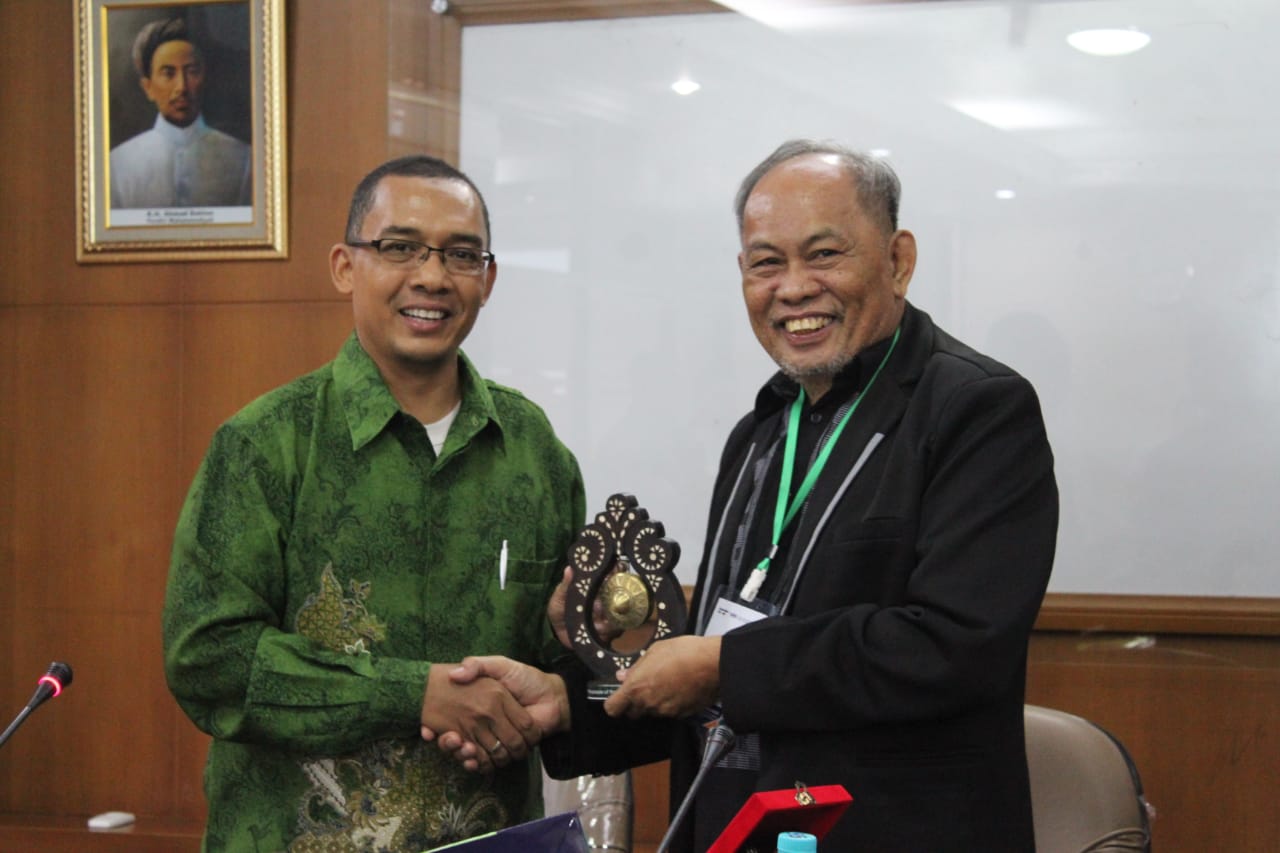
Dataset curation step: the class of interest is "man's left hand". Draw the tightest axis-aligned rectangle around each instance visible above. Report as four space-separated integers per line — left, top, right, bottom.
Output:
422 657 569 772
603 635 722 719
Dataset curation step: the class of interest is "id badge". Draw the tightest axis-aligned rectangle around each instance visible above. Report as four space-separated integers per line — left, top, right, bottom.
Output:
702 584 780 637
695 585 781 727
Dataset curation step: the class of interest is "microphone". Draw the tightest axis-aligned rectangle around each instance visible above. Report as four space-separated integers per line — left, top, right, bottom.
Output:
0 662 73 750
657 719 736 853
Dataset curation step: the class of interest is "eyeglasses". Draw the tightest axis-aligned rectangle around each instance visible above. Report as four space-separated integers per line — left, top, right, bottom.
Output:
347 238 495 275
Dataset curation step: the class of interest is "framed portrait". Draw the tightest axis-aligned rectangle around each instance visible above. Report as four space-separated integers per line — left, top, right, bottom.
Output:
75 0 287 263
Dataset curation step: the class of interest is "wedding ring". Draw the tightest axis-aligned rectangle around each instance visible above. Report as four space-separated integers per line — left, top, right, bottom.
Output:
486 740 505 754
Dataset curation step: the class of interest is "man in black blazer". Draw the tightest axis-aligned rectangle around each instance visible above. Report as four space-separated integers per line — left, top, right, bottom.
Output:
430 139 1058 852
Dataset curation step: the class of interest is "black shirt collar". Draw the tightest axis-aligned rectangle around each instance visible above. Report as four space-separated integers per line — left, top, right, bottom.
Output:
754 331 898 419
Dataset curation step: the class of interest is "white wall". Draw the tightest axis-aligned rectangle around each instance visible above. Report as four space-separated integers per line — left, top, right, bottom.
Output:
459 1 1280 596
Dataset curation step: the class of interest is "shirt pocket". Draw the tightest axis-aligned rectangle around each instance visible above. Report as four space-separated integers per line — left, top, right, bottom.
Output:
827 516 907 546
792 519 910 609
483 554 560 659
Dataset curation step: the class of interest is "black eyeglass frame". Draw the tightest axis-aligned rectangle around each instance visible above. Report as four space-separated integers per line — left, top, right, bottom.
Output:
347 238 495 273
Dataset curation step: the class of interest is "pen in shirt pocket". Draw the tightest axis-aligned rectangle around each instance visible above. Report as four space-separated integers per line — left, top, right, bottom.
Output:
499 539 508 590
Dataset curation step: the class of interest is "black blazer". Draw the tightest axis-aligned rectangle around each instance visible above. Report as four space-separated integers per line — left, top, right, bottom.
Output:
546 304 1058 852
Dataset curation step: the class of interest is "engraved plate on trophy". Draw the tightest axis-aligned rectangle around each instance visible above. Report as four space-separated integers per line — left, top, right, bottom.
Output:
564 493 687 700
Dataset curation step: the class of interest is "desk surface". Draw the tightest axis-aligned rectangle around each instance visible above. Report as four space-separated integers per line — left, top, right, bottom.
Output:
0 813 202 853
0 813 660 853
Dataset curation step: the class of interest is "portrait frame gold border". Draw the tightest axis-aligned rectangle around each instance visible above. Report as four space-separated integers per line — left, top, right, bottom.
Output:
74 0 287 263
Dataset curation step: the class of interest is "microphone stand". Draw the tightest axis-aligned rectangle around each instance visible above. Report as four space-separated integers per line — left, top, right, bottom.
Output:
0 662 73 750
0 706 38 749
657 720 736 853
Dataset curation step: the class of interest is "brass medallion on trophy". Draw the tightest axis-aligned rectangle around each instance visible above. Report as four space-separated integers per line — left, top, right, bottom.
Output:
563 493 687 699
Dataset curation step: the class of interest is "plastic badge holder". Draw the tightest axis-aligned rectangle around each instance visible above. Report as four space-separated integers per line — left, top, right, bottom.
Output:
707 783 853 853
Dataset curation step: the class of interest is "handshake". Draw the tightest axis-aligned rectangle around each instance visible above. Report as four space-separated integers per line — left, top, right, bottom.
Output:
419 567 722 774
418 566 586 774
420 653 569 774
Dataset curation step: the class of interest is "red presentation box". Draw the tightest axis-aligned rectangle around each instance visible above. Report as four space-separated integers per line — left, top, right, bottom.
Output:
707 784 853 853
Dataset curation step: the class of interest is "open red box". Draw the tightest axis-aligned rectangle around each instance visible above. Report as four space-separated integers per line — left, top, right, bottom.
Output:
707 784 853 853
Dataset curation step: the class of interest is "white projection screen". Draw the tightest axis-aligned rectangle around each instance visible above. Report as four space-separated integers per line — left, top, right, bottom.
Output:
456 1 1280 596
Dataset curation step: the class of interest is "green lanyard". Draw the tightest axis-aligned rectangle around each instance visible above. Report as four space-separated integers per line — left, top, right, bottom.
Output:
739 326 900 602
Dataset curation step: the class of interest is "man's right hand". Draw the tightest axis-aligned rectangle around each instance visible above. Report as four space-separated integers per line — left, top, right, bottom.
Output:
421 656 569 772
419 664 542 773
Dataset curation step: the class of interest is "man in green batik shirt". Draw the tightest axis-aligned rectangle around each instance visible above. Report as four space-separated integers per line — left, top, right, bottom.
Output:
163 155 585 851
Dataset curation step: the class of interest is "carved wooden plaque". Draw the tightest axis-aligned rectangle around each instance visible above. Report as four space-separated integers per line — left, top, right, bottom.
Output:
564 493 687 697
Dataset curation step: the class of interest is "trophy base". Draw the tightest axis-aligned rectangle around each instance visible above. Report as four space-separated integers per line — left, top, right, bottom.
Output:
587 680 621 701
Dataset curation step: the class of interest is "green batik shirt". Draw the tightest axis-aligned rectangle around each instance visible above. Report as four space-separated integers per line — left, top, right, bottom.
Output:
163 333 585 852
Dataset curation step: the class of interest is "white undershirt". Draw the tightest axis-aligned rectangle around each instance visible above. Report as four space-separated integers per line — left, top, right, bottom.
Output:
423 402 462 456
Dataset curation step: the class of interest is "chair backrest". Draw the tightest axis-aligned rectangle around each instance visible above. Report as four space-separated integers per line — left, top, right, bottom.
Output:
1024 705 1152 853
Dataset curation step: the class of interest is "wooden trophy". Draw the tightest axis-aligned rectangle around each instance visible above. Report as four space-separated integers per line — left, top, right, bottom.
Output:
563 493 687 699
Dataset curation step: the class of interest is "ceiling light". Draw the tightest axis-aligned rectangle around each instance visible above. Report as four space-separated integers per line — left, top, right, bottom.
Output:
671 78 701 96
869 148 892 158
995 189 1017 200
1067 28 1151 57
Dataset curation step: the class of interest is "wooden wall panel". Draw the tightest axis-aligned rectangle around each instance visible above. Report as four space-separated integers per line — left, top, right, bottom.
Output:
0 1 387 846
389 0 463 164
0 312 15 683
8 612 176 813
1026 632 1280 853
631 759 671 848
178 302 355 470
3 307 183 612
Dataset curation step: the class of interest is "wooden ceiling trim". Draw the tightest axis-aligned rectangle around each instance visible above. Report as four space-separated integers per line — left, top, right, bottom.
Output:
443 0 726 26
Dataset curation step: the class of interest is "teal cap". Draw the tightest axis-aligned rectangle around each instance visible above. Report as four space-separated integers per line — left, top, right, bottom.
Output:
776 831 817 852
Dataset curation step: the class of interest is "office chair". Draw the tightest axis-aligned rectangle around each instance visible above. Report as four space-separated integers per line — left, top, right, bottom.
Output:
1024 705 1153 853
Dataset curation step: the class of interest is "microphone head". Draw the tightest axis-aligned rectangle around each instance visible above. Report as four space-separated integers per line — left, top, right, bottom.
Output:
41 661 73 695
703 720 736 762
710 720 734 745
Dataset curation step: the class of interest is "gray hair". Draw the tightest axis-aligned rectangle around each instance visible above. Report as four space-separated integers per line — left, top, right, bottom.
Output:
733 139 902 235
